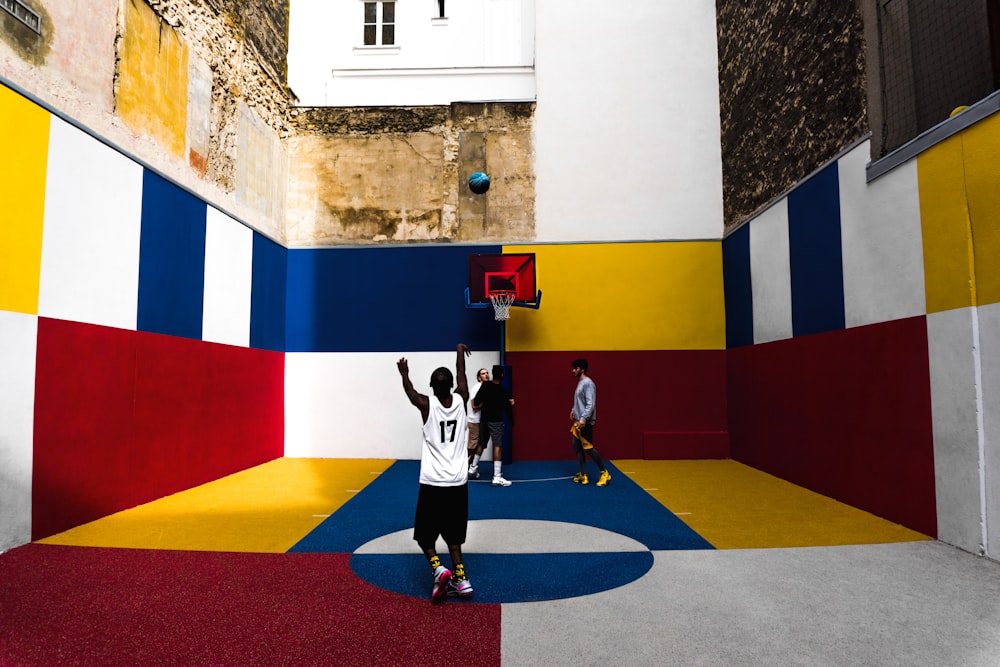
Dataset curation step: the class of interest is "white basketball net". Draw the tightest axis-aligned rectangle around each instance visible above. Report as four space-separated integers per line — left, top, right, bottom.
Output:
489 290 517 321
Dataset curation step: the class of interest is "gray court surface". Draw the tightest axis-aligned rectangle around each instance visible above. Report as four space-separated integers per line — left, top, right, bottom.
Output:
500 540 1000 666
356 519 647 553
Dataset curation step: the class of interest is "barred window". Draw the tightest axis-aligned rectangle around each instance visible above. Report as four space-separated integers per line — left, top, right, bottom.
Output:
865 0 1000 157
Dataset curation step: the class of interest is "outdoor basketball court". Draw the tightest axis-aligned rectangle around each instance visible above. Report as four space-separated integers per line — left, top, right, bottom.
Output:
5 457 997 664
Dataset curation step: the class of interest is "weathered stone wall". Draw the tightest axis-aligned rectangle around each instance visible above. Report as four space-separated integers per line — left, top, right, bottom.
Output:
285 102 535 246
0 1 117 124
205 0 288 82
4 1 535 246
127 0 292 145
716 0 868 230
1 0 292 240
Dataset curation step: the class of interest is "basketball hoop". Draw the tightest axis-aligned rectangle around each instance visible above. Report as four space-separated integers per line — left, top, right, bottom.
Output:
488 290 516 321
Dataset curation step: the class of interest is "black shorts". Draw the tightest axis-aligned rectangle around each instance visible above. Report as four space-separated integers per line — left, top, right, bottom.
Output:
572 422 595 453
413 483 469 550
483 421 505 450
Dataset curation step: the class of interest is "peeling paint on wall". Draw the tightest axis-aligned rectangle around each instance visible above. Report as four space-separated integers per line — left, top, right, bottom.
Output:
118 0 188 159
235 101 286 237
285 101 535 246
186 56 212 177
0 0 50 65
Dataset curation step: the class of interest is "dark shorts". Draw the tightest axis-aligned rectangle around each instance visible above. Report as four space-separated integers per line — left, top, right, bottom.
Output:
572 422 595 453
483 421 505 451
413 483 469 550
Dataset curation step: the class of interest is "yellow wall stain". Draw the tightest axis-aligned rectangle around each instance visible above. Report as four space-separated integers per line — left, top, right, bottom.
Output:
117 0 189 159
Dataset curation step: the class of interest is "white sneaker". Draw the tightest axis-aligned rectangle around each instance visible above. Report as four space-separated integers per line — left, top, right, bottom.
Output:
448 577 473 598
468 464 479 480
492 475 512 487
431 565 451 603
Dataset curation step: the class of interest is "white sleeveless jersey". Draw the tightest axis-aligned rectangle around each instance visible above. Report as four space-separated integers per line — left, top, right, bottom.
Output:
420 393 469 486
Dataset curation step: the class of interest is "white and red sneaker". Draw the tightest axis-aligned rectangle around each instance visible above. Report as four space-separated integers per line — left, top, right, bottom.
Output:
431 565 452 603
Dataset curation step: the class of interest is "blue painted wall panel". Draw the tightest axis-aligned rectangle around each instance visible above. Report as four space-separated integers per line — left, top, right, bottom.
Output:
285 244 501 352
788 164 846 337
137 171 207 340
250 234 288 352
723 224 753 348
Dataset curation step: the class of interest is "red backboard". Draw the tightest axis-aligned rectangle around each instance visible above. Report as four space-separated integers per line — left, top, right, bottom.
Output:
467 253 538 305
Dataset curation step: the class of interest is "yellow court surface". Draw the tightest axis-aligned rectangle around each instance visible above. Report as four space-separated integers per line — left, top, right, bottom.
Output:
618 459 929 549
40 458 394 553
41 457 929 553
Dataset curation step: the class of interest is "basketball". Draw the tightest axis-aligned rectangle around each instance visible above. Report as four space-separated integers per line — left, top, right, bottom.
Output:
468 171 491 194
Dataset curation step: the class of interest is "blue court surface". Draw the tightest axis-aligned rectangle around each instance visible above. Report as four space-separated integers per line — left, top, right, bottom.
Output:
290 460 711 603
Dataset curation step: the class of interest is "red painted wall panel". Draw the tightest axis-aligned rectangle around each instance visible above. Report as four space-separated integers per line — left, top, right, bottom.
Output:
505 350 728 461
33 318 284 540
727 316 936 536
642 431 730 459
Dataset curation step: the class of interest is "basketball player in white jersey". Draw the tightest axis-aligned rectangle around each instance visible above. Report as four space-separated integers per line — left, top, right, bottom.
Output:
397 343 474 602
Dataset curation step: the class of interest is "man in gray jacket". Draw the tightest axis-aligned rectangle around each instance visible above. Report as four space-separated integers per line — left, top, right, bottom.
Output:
570 358 611 487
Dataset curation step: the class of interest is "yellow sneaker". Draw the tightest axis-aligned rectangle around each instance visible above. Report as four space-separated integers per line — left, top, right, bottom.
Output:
573 473 589 485
596 470 611 486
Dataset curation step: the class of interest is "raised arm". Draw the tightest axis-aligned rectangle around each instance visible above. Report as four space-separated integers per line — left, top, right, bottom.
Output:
397 357 429 423
455 343 471 404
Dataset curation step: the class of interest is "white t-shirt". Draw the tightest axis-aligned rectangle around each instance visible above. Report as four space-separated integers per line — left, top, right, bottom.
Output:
468 381 484 424
420 393 469 486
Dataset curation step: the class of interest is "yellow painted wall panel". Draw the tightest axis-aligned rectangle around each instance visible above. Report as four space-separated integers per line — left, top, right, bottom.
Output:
962 114 1000 307
504 242 725 351
0 85 50 315
118 0 188 158
918 135 975 313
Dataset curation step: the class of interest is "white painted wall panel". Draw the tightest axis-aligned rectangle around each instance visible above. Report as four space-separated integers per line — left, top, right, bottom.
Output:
0 311 37 552
287 0 337 105
285 350 499 458
38 117 143 330
838 141 925 328
288 0 535 106
289 0 722 240
322 68 535 107
927 308 985 553
533 0 723 241
750 201 793 344
202 207 253 347
977 301 1000 558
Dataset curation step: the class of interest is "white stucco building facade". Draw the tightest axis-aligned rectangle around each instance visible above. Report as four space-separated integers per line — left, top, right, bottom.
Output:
288 0 725 242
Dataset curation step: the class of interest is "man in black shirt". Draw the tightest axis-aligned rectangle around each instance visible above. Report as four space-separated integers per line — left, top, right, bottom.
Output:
472 365 515 486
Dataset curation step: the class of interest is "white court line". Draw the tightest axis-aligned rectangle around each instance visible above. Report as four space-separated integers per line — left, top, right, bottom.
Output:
644 488 658 491
312 514 330 518
675 512 692 516
470 476 576 483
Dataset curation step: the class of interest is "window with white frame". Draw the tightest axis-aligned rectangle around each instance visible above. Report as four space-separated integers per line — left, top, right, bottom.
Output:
363 1 395 46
